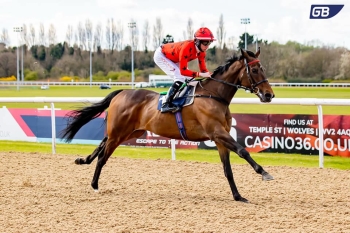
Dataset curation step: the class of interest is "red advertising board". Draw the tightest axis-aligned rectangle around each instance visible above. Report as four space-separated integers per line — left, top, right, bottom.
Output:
2 107 349 157
121 114 350 157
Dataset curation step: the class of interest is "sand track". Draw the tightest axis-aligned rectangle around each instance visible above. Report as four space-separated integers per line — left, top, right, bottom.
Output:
0 152 349 233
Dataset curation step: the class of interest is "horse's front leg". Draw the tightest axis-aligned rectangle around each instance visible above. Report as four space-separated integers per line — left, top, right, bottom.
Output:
216 143 248 203
214 130 274 181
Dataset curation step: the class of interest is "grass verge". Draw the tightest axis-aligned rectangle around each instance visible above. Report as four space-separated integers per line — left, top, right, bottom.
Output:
1 141 349 170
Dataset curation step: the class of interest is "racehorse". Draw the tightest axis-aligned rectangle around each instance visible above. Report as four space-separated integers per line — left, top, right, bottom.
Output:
61 48 275 203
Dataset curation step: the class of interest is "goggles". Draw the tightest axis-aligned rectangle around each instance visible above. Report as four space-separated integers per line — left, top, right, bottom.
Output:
200 40 212 46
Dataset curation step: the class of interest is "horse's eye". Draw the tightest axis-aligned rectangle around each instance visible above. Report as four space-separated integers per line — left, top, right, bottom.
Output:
252 68 258 74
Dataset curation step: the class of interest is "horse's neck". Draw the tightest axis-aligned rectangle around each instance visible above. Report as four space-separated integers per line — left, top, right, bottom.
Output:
200 73 240 102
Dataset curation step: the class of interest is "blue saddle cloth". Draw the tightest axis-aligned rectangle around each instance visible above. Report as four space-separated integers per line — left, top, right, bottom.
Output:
157 85 196 111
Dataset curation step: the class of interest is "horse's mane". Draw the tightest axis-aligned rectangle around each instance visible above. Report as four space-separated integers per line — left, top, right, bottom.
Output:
211 50 256 77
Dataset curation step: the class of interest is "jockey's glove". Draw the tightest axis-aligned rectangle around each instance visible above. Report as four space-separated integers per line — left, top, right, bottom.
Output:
199 72 211 78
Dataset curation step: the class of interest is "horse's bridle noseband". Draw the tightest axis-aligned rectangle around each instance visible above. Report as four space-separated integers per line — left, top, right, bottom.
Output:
208 58 269 94
244 59 269 93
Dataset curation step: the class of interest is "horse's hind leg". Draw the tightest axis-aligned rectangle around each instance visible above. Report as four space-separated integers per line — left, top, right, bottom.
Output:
91 137 120 191
216 143 248 203
75 136 108 165
90 129 146 191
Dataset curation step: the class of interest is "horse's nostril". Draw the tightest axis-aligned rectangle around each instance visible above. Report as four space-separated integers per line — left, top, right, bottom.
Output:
265 93 273 99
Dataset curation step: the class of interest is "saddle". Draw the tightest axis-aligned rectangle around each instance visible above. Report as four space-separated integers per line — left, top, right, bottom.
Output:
157 82 198 141
157 82 197 112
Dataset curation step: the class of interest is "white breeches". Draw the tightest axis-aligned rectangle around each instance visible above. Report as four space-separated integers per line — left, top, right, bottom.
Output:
153 47 188 83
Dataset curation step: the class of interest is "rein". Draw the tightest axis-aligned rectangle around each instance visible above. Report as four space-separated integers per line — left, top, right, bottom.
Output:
193 58 269 105
209 58 269 94
193 94 230 106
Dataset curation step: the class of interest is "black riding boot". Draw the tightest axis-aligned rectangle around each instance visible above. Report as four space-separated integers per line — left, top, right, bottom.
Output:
161 81 183 113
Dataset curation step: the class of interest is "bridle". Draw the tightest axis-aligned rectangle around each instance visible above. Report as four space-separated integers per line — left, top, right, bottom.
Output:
208 58 269 94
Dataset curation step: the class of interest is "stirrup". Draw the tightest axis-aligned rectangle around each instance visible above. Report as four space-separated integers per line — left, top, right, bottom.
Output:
161 103 178 113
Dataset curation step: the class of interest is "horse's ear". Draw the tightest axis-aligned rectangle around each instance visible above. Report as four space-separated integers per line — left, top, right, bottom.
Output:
255 47 260 58
240 48 249 59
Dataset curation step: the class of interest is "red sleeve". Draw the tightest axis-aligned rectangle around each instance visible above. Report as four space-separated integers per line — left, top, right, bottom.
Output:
198 52 209 73
178 44 200 78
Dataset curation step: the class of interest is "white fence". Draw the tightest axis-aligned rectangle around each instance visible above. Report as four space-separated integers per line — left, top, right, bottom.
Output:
1 97 350 168
1 81 350 87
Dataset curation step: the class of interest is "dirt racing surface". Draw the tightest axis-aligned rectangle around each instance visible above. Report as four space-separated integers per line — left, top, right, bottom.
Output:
0 151 349 233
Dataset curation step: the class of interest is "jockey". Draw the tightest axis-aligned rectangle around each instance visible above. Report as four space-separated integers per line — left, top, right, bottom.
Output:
153 27 215 113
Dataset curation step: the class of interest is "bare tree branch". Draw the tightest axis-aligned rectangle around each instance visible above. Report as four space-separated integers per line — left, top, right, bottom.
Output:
152 17 163 50
142 20 150 51
77 22 86 49
105 18 112 52
216 14 225 49
113 20 123 51
29 24 36 47
38 23 45 46
85 19 93 51
185 18 194 40
65 25 74 47
0 28 10 46
94 23 102 51
48 24 57 46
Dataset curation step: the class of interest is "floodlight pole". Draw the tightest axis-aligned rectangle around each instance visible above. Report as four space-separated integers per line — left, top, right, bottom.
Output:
90 40 92 88
21 43 24 82
13 27 23 91
128 22 136 89
240 18 250 50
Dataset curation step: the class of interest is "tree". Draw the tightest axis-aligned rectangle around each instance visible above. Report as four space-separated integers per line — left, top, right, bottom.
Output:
152 17 163 50
38 45 46 61
226 36 235 50
184 18 194 40
29 24 36 47
113 20 124 51
38 23 45 46
339 51 350 79
142 20 150 52
0 52 15 76
0 28 10 47
94 23 103 52
216 14 225 49
30 45 38 59
48 24 57 46
77 21 86 50
50 43 64 60
106 18 124 53
85 19 93 53
105 18 112 52
238 32 254 49
65 25 74 47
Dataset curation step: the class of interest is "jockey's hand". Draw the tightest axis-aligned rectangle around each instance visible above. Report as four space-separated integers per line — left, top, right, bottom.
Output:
199 72 211 78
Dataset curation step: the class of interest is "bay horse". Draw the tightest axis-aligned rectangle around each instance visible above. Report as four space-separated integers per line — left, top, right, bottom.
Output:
61 48 275 203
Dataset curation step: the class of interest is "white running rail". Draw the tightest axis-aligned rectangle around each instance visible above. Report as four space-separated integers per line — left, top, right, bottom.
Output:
0 97 349 168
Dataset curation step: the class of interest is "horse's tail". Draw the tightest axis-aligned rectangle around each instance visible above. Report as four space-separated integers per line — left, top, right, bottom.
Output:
60 89 123 142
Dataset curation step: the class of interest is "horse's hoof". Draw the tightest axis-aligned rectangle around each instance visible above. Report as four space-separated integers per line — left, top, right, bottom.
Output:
262 172 274 181
94 189 99 193
75 158 83 165
234 196 249 203
91 183 98 190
